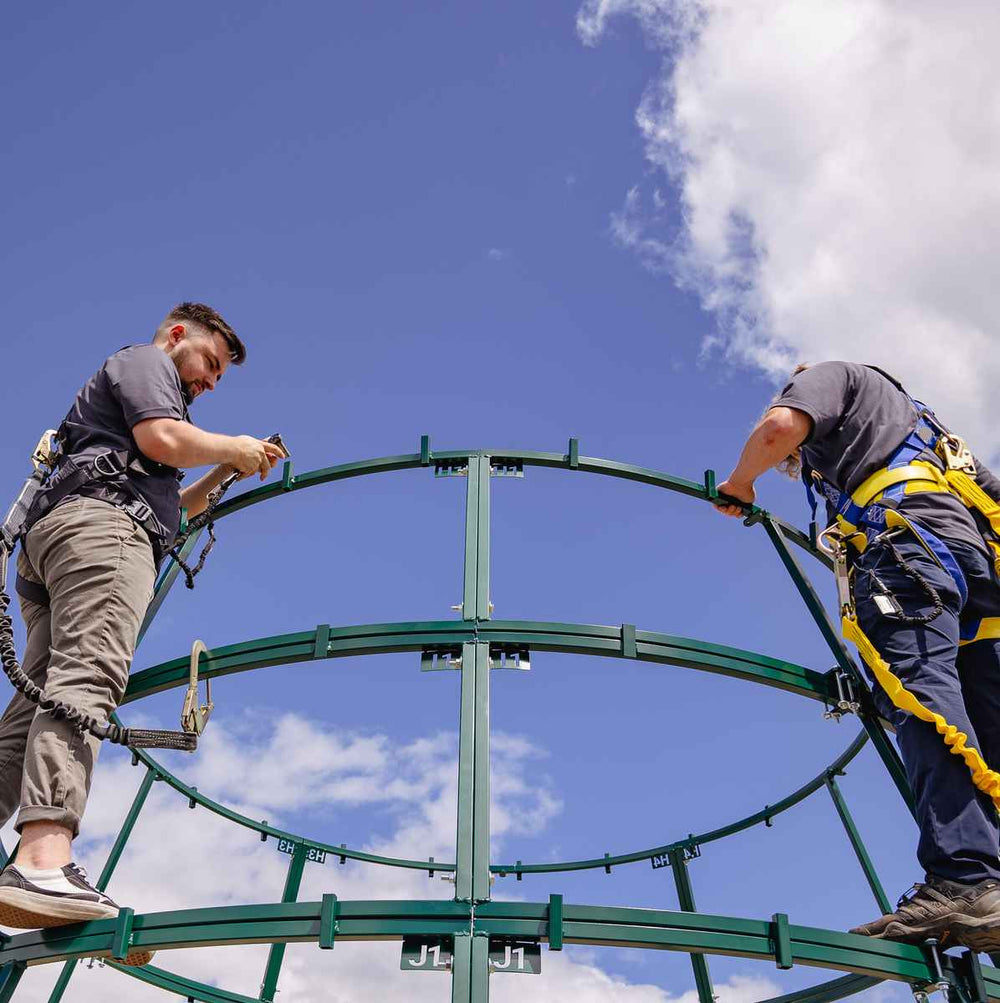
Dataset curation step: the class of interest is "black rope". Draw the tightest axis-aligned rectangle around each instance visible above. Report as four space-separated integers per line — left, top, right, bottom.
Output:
169 521 217 590
0 578 196 751
865 531 945 626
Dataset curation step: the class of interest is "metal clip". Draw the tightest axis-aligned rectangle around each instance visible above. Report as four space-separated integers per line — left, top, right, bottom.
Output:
0 546 10 596
181 639 214 736
938 434 977 475
824 670 861 721
817 525 854 618
30 429 60 474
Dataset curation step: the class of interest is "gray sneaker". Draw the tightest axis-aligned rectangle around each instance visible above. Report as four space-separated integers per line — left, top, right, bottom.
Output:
851 876 1000 947
0 863 154 966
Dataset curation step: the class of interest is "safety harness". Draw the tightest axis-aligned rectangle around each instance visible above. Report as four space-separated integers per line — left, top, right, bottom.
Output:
804 368 1000 810
0 430 201 751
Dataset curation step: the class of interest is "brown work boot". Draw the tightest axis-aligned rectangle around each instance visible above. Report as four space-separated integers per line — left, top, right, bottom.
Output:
850 876 1000 947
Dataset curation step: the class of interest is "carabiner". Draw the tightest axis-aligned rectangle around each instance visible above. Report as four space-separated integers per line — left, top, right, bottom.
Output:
181 639 214 736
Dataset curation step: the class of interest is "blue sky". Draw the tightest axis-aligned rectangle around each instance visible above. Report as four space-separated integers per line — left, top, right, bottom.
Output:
0 2 971 1000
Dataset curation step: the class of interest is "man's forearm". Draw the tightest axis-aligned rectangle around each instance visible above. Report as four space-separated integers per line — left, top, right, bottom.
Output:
179 464 235 519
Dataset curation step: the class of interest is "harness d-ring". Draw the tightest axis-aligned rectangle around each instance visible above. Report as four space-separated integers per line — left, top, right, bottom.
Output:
181 639 214 736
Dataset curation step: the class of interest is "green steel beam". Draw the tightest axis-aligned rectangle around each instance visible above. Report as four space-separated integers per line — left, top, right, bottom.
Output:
0 964 24 1003
668 849 715 1003
0 900 994 1001
493 730 868 875
462 458 482 621
111 717 865 881
456 642 478 901
47 766 158 1003
124 620 835 705
758 974 882 1003
476 457 490 620
473 642 491 903
259 843 307 1001
824 774 891 915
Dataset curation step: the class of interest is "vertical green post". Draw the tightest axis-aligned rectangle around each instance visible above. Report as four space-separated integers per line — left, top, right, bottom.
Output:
0 963 25 1003
454 641 491 905
259 843 308 1001
451 935 490 1003
453 454 492 1001
462 455 491 621
825 774 892 914
47 766 157 1003
472 643 491 903
761 517 915 815
668 849 715 1003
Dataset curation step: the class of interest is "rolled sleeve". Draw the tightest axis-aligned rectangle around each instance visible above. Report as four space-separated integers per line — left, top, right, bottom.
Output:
105 345 186 428
771 362 853 444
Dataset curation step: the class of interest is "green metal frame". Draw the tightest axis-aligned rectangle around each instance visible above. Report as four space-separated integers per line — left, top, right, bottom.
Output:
0 440 977 1003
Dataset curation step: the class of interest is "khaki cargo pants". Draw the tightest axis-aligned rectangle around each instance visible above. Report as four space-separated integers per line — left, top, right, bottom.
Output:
0 497 155 837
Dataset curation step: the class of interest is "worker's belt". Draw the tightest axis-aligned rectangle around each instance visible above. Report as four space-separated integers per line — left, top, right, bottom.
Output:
21 449 172 569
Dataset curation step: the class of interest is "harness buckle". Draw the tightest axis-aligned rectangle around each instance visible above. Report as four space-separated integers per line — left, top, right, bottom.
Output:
181 639 214 736
92 451 125 480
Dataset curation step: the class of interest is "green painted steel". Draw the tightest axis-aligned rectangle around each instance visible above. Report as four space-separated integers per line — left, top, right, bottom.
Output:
47 765 158 1003
0 443 939 1003
668 848 716 1003
2 900 996 998
259 843 308 1001
824 774 892 915
124 620 836 705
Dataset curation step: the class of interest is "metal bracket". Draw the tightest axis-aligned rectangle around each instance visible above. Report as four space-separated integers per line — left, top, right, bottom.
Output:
823 669 860 721
181 640 214 736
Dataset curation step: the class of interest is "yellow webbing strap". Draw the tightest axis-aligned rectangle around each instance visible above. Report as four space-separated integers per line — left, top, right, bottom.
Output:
851 464 943 511
842 615 1000 811
961 618 1000 647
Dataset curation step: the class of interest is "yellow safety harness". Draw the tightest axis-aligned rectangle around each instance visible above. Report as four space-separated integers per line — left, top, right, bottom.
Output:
811 401 1000 812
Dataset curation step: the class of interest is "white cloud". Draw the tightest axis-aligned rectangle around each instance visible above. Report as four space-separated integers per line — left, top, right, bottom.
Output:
1 712 767 1002
580 0 1000 457
488 247 510 261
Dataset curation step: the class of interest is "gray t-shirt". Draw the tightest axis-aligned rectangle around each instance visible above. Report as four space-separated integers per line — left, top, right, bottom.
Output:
58 344 190 544
773 361 1000 555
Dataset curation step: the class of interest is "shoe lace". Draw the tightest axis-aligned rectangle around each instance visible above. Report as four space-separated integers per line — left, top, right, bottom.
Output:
894 880 953 922
66 862 91 884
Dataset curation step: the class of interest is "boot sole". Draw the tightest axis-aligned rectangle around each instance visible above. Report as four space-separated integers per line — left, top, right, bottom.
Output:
0 889 155 965
0 887 119 928
867 912 969 945
950 917 1000 953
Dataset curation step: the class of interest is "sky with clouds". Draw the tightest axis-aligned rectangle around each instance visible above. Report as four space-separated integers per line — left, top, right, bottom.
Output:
1 1 996 1000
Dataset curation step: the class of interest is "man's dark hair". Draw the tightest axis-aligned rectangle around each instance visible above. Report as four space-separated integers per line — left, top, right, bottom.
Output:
161 302 246 365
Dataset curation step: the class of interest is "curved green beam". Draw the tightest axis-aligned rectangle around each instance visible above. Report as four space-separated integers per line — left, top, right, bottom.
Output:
492 730 868 876
125 620 837 705
118 725 866 879
108 963 882 1003
193 444 829 567
2 900 994 998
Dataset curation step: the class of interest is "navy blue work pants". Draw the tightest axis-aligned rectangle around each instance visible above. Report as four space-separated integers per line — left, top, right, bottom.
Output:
854 532 1000 884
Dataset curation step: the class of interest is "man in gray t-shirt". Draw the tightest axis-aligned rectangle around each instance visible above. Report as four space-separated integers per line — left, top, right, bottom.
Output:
716 361 1000 953
0 303 286 940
